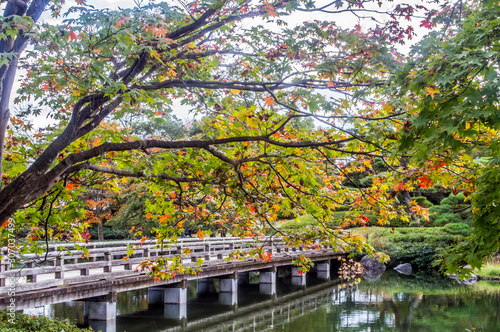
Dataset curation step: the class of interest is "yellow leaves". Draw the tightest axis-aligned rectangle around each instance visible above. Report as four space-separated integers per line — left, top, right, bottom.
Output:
381 103 393 113
230 89 241 94
425 86 440 99
167 69 177 78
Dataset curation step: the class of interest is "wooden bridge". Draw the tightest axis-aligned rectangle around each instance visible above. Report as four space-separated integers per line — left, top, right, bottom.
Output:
0 237 344 331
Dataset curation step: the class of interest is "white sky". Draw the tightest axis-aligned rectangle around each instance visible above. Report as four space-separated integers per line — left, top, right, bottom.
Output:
18 0 437 129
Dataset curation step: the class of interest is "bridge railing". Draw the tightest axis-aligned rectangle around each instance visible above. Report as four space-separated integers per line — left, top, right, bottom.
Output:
0 237 300 293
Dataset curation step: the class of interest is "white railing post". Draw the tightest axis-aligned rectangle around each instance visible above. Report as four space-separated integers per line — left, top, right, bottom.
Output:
103 251 112 273
55 255 64 279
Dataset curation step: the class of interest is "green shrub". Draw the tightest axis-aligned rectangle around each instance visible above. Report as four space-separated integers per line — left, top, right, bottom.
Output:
441 192 466 206
433 212 463 226
443 222 472 236
372 157 388 172
0 310 92 332
359 227 465 271
409 221 420 227
413 196 434 208
359 176 375 187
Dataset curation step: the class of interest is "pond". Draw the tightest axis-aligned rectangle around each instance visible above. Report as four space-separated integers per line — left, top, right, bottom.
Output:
27 270 500 331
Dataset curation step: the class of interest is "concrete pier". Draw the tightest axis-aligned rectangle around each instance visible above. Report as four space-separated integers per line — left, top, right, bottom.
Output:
291 267 306 286
259 270 277 295
317 262 330 280
219 274 238 306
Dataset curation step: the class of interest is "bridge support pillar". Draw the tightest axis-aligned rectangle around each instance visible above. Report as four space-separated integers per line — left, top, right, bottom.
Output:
291 267 306 286
317 262 330 280
148 281 188 320
84 292 117 321
259 270 276 295
237 271 250 285
219 273 238 306
197 278 216 294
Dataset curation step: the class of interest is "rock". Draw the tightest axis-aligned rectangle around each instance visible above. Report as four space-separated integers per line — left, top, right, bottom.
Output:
360 256 386 271
447 265 479 285
362 268 385 281
394 263 412 275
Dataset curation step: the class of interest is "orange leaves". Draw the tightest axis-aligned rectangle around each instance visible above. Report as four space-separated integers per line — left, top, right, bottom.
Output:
197 230 204 240
417 175 433 189
393 182 408 192
159 214 171 224
264 95 275 107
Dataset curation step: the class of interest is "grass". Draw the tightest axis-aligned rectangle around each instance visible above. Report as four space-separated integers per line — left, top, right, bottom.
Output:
474 260 500 279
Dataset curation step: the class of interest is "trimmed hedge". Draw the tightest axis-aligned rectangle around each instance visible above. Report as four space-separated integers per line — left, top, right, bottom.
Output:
358 227 465 271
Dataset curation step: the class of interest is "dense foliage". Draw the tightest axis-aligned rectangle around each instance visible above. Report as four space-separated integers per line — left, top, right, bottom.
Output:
0 309 92 332
0 0 497 278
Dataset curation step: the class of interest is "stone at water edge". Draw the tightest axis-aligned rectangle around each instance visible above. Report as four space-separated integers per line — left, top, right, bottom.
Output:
448 265 479 285
360 256 386 271
394 263 412 275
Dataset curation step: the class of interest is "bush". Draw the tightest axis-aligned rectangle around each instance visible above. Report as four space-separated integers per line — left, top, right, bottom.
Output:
0 310 92 332
409 221 421 227
443 222 472 237
441 192 466 206
413 196 434 208
433 212 463 226
372 157 388 172
359 227 465 271
359 176 375 187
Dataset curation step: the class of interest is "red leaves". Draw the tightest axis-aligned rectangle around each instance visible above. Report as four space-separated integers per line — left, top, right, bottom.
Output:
420 20 433 29
417 175 433 189
81 229 92 243
69 31 77 41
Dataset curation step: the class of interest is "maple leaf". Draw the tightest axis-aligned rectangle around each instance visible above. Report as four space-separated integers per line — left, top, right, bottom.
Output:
420 20 432 29
393 182 408 191
264 95 275 107
197 230 204 240
425 86 440 99
417 175 433 189
69 31 77 41
115 19 126 27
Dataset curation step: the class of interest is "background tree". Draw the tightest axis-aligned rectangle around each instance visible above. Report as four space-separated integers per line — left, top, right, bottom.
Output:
390 0 500 275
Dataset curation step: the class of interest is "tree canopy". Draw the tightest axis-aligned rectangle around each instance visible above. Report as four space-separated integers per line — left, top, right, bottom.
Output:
1 0 495 278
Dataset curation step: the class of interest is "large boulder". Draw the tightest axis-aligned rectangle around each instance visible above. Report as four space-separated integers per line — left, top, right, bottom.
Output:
360 256 386 271
448 265 478 285
362 268 385 281
394 263 412 275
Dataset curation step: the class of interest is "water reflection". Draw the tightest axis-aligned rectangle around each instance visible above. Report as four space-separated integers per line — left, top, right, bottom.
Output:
28 271 500 331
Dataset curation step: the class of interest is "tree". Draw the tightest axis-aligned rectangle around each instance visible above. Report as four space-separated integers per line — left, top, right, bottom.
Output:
0 0 448 276
391 0 500 275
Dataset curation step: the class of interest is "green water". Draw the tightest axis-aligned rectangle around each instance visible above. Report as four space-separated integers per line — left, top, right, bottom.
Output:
44 271 500 332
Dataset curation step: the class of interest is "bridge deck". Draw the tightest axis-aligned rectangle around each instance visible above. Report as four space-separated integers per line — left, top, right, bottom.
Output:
0 237 344 309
